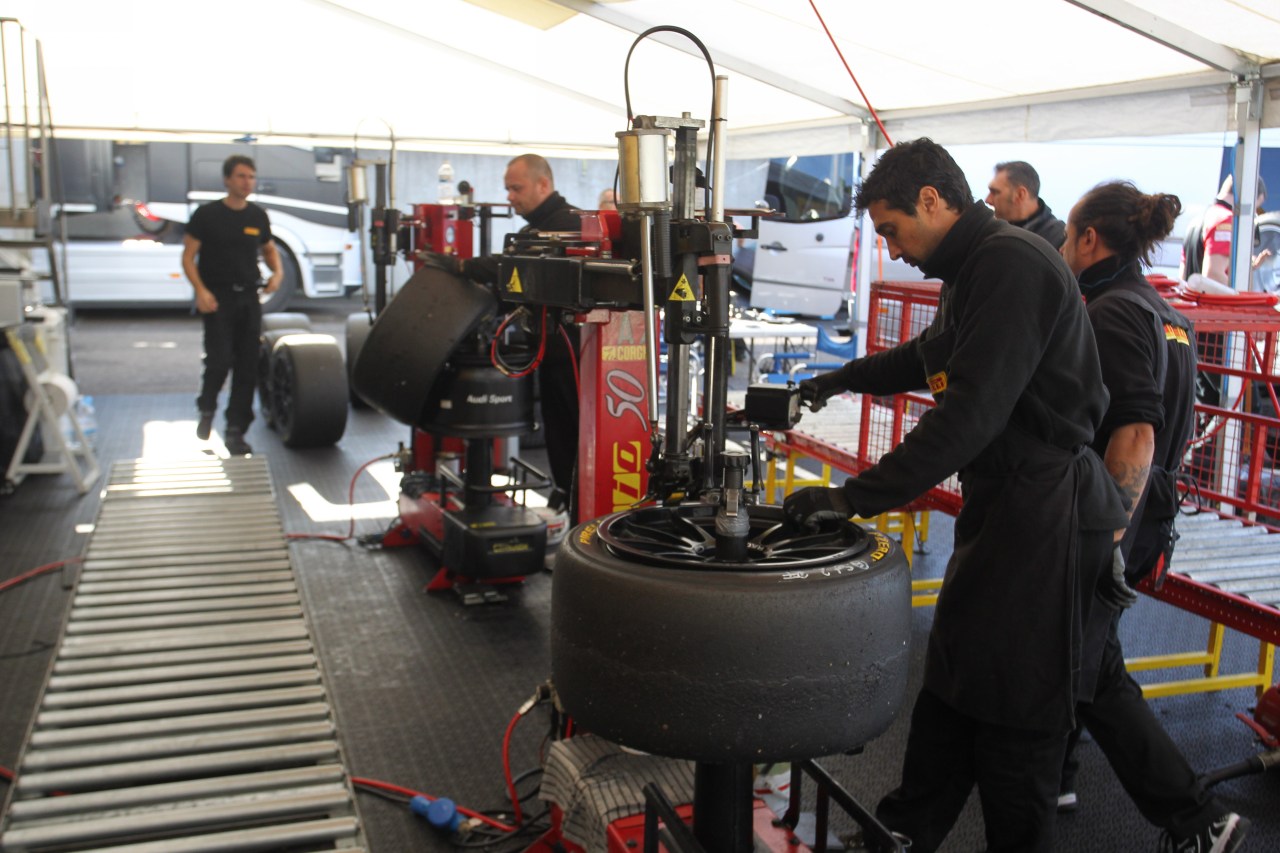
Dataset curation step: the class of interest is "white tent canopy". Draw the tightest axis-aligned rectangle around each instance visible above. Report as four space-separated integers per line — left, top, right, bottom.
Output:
5 0 1278 157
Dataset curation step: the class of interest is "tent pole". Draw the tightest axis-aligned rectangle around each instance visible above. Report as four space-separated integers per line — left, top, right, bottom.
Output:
1231 76 1264 292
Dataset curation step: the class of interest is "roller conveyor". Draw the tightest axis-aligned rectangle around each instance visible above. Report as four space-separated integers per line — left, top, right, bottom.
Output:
1160 510 1280 617
0 457 365 853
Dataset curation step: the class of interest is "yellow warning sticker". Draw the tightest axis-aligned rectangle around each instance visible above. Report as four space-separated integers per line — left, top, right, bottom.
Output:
669 274 695 302
507 267 523 293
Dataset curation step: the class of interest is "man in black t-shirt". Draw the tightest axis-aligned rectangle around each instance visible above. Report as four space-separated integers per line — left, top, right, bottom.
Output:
182 155 283 455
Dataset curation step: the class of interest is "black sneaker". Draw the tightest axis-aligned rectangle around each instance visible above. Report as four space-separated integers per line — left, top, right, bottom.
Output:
196 411 215 441
225 429 253 456
1158 812 1249 853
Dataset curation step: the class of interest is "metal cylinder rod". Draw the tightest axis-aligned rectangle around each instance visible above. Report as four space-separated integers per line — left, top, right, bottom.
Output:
3 22 15 216
664 341 692 458
21 25 35 211
37 39 51 207
692 761 754 852
710 76 729 225
374 163 388 314
388 130 397 211
640 212 660 430
465 439 494 509
702 76 732 487
703 262 731 486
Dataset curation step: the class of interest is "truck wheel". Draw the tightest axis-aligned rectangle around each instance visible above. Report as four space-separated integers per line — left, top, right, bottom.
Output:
258 328 309 430
270 335 348 448
1255 212 1280 294
345 312 374 408
259 247 300 314
551 505 912 764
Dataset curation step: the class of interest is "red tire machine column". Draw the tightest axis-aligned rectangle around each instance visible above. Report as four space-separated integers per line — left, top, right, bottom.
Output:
577 309 653 520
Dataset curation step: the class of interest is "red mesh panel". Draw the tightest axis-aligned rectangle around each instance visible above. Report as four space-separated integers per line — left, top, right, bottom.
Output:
863 282 960 514
863 279 1280 524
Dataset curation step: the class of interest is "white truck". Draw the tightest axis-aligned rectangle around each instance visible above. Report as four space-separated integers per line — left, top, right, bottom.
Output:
729 152 857 319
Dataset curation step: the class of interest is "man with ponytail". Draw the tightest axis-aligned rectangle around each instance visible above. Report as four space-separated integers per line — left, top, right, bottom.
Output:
1060 181 1248 853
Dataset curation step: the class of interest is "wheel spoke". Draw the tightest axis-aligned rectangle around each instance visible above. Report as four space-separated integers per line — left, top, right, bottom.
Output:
600 505 866 569
616 518 703 550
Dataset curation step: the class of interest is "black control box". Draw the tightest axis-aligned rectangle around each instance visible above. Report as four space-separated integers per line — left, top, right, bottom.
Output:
744 384 803 431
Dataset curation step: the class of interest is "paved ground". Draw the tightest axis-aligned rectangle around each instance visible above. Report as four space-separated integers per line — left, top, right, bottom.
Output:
68 294 375 397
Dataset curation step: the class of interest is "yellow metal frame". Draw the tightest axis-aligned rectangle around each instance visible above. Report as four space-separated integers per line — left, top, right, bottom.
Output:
765 448 939 607
765 444 1277 695
1126 622 1276 700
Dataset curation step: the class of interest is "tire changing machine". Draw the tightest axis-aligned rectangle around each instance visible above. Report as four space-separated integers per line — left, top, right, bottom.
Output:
352 200 556 604
351 29 913 851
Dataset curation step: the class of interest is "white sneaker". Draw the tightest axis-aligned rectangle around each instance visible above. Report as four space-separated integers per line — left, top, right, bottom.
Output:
1158 812 1250 853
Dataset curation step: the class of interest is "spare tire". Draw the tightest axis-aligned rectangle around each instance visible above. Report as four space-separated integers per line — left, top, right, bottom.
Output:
270 334 349 448
258 327 308 429
352 265 497 427
261 312 313 333
258 327 310 429
551 505 912 764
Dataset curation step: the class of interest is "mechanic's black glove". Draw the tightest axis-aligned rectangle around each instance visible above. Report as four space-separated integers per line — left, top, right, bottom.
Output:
798 369 850 413
783 486 853 531
421 251 462 275
1098 545 1138 611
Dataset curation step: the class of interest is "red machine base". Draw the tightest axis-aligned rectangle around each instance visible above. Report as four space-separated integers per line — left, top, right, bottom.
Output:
524 799 821 853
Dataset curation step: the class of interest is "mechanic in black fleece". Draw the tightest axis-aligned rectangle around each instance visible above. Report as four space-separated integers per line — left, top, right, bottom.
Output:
985 159 1067 249
785 138 1129 852
445 154 582 521
1058 181 1247 852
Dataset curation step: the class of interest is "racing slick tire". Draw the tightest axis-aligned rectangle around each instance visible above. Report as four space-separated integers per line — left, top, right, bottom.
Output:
269 334 348 448
551 504 912 764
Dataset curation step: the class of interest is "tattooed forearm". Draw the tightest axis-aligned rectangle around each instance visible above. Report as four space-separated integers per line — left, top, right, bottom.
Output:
1111 460 1151 521
1103 422 1157 524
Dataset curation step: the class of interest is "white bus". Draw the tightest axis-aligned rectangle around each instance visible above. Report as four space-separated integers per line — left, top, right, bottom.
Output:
39 140 361 313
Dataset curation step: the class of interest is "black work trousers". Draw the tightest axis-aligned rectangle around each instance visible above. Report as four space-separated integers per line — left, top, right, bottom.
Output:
875 688 1068 853
538 323 580 521
1069 617 1221 838
197 287 262 432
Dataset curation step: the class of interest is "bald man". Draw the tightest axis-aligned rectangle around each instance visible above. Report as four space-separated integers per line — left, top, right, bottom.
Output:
456 155 583 519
